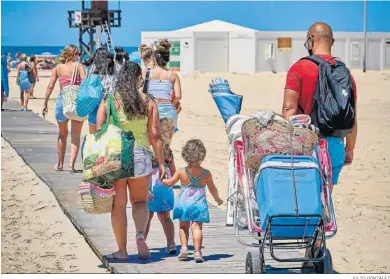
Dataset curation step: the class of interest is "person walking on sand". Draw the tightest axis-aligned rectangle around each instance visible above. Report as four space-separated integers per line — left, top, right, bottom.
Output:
29 55 39 99
86 47 116 133
1 53 10 111
16 54 32 111
144 39 182 132
281 22 357 268
162 139 223 262
42 45 87 173
96 61 166 261
144 118 177 254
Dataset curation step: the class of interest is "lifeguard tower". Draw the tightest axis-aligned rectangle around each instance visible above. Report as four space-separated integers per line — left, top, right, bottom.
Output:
68 0 121 60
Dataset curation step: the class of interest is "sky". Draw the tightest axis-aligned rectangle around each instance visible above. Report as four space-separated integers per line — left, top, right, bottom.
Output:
1 1 390 47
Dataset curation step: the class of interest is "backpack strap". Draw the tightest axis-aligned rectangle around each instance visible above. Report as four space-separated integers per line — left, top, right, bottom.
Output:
300 55 325 66
143 68 151 94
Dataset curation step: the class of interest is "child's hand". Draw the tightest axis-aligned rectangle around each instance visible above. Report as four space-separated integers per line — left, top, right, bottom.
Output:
148 191 154 201
161 179 172 187
215 197 223 206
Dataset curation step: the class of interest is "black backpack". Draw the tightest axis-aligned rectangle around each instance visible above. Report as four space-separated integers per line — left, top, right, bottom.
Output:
301 55 355 138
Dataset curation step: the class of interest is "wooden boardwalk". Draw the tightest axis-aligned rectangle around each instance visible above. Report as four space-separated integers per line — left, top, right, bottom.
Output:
1 102 305 274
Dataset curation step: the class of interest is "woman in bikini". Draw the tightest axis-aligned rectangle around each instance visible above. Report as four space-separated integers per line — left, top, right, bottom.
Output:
42 45 86 173
144 39 182 131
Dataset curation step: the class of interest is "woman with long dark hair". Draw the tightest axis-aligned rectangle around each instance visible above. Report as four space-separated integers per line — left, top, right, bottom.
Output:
96 61 165 261
87 47 115 133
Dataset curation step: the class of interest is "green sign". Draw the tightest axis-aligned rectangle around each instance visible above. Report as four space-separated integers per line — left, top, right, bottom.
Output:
170 41 180 56
168 61 180 70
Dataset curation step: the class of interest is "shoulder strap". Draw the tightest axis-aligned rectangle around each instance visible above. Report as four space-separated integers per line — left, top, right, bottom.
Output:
70 62 79 85
143 68 151 94
300 55 325 66
185 168 209 187
106 94 119 127
168 70 172 79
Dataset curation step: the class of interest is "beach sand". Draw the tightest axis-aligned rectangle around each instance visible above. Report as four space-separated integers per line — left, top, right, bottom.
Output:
4 69 390 273
1 138 107 273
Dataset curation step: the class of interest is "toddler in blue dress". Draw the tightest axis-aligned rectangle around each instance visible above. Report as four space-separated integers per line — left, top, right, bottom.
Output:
145 118 176 254
162 139 223 262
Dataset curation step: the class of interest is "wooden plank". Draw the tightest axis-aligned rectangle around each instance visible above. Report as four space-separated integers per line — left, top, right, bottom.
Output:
1 100 308 274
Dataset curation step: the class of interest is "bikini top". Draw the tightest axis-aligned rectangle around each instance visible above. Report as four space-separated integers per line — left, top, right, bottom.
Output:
146 68 173 100
58 63 81 88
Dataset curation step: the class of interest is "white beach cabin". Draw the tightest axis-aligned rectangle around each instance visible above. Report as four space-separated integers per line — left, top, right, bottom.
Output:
141 20 258 74
141 20 390 74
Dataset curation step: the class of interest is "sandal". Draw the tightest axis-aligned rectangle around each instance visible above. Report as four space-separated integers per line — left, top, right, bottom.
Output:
177 248 189 261
105 252 128 262
54 165 63 172
166 241 177 254
194 251 204 263
136 232 150 260
69 167 82 173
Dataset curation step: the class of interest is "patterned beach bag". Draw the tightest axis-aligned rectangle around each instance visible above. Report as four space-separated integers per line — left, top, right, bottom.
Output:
62 62 87 121
81 94 135 187
78 182 116 214
76 73 104 118
242 113 319 170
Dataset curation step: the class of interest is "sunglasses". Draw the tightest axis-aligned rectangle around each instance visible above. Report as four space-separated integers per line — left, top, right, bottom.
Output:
304 36 335 49
304 36 313 50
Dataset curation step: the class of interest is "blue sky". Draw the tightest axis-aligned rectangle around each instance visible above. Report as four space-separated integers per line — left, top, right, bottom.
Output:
2 1 390 47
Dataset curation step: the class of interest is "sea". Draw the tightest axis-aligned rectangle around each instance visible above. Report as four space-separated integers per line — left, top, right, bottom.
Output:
1 46 138 58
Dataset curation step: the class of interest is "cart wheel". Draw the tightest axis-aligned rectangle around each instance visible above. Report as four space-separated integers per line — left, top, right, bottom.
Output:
245 251 265 273
315 248 333 274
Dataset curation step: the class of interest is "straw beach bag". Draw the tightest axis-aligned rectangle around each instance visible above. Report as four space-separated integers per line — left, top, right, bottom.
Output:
62 62 87 121
242 113 318 170
78 183 115 214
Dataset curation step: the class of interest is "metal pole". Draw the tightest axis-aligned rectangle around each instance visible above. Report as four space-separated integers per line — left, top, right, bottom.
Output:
363 0 367 72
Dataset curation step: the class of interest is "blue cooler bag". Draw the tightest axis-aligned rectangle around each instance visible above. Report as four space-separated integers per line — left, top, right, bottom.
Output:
255 155 323 239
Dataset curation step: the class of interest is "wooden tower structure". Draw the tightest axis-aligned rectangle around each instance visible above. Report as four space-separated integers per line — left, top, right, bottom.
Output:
68 0 121 60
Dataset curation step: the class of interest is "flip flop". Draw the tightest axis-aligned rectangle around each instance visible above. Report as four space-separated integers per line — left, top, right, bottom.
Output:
54 165 63 172
69 168 82 173
177 249 189 261
105 253 128 262
194 251 204 263
136 233 151 260
166 241 177 254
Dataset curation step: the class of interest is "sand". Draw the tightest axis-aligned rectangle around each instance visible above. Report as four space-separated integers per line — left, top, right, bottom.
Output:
1 138 107 273
4 68 390 273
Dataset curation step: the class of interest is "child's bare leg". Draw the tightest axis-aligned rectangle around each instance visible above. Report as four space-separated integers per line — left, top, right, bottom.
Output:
144 212 154 240
179 221 190 251
191 222 203 252
157 211 175 248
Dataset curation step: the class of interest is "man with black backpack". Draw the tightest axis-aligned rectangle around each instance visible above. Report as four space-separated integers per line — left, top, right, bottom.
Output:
282 22 358 271
282 22 358 188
